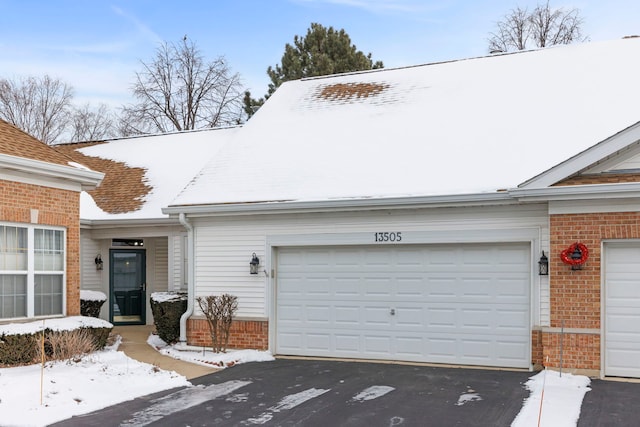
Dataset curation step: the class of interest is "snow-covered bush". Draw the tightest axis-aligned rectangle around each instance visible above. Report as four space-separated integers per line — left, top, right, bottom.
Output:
0 317 113 367
80 290 107 318
150 292 187 344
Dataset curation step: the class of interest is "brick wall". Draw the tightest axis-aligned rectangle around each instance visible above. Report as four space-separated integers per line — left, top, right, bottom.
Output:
547 211 640 372
0 180 80 315
187 318 269 350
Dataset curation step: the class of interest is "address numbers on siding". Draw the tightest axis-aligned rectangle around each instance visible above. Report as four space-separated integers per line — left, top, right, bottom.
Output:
374 232 402 242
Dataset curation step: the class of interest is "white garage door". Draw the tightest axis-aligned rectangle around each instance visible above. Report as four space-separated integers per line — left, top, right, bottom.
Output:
276 243 531 368
604 243 640 377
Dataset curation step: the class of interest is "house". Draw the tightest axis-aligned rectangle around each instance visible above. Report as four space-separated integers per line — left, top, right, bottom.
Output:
55 127 240 325
0 119 103 321
160 37 640 378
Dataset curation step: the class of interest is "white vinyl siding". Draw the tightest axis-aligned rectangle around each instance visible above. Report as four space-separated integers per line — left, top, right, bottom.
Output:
79 232 102 292
192 203 548 322
154 237 169 292
604 242 640 377
168 234 185 291
276 243 531 367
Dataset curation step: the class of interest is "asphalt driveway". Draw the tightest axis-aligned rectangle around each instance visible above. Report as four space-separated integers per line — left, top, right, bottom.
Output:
53 358 532 426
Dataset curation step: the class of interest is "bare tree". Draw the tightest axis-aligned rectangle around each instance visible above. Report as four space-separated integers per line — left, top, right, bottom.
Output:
69 103 116 142
528 2 585 47
0 75 73 144
121 37 244 135
488 6 530 53
488 1 587 53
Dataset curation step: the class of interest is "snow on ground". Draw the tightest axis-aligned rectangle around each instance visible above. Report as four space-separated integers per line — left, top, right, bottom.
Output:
350 385 395 403
0 317 592 427
0 336 190 427
148 333 274 368
512 369 591 427
0 318 273 427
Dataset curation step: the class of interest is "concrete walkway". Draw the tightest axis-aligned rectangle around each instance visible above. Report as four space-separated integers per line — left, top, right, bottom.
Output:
112 325 218 380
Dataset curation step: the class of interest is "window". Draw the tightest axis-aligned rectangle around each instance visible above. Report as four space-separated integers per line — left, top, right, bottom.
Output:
0 224 65 320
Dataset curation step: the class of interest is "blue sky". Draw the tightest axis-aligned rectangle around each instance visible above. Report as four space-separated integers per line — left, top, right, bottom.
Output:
0 0 638 108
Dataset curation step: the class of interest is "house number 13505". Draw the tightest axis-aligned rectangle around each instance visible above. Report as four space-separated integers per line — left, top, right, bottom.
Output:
374 232 402 242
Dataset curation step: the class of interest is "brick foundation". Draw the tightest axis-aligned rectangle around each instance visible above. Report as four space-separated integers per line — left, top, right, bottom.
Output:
187 318 268 350
541 331 600 371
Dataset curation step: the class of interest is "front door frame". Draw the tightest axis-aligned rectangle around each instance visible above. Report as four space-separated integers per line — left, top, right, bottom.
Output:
109 248 146 325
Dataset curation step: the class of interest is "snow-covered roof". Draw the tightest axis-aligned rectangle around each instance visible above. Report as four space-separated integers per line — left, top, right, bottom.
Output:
56 127 240 220
170 38 640 207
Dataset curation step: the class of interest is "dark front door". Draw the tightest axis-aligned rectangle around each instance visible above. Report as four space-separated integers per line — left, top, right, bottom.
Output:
110 249 146 325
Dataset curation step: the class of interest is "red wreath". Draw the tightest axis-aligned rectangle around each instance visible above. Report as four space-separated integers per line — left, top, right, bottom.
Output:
560 242 589 266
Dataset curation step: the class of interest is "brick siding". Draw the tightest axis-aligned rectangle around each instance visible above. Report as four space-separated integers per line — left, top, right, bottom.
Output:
548 211 640 372
0 180 80 315
187 318 268 350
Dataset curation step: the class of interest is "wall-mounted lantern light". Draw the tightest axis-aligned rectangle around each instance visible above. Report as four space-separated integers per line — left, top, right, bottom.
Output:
538 251 549 276
250 253 260 274
560 242 589 271
95 254 104 271
570 245 584 270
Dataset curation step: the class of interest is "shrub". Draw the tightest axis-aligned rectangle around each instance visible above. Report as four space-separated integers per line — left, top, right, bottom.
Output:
150 292 187 344
0 334 38 366
36 329 96 362
80 290 107 318
0 319 113 367
197 294 238 353
85 326 112 349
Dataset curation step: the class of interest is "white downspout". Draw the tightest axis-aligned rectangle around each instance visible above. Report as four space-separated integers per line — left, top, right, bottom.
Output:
178 213 194 343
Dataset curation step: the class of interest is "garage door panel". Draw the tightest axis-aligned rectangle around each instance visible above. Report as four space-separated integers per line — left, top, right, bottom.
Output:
395 336 423 356
276 243 531 368
607 280 640 301
335 334 360 352
334 305 360 324
364 335 392 354
605 244 640 377
496 308 530 332
364 306 393 326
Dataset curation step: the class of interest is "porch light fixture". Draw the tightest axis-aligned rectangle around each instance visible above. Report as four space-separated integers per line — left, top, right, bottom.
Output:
560 242 589 271
250 253 260 274
95 254 103 271
538 251 549 276
570 245 584 270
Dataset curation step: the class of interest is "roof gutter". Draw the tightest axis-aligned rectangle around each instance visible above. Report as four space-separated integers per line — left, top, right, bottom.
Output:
509 182 640 201
80 217 180 229
0 153 104 190
178 213 194 344
162 191 516 217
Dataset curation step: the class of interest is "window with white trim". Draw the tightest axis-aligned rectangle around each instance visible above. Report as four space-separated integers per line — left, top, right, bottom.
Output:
0 224 65 320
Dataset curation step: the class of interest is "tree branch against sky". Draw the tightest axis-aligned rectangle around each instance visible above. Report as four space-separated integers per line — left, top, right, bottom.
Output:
70 103 116 142
488 1 587 53
0 75 73 145
121 37 244 135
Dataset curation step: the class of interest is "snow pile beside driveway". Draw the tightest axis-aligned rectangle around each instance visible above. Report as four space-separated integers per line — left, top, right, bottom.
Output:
147 334 274 368
511 369 591 427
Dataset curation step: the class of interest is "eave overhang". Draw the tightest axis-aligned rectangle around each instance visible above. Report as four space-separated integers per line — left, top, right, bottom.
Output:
162 192 517 217
0 153 104 191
